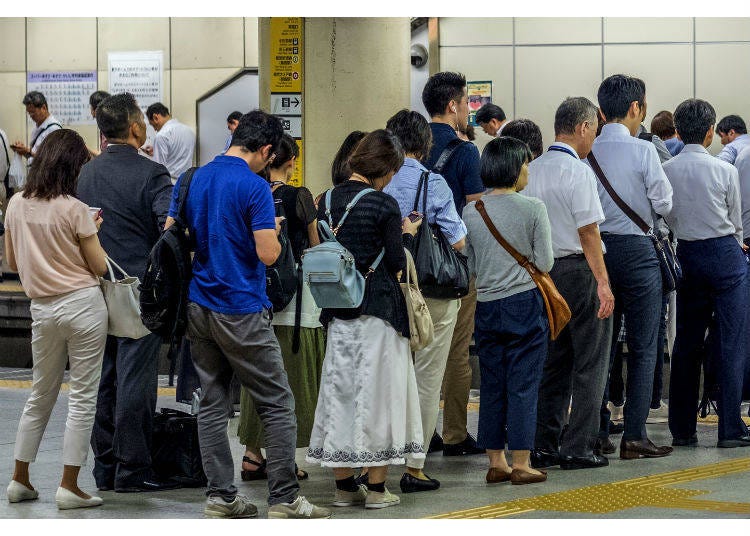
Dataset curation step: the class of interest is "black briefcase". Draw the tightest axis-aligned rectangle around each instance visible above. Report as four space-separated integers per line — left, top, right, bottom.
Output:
151 408 207 488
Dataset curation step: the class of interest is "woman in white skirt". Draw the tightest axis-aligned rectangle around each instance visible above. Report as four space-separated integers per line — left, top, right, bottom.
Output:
306 130 425 509
4 129 109 510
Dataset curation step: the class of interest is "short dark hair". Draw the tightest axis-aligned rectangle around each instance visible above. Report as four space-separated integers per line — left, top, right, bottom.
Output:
554 97 598 138
230 109 284 153
22 91 47 108
480 136 532 189
348 129 404 180
331 131 367 186
22 129 90 201
674 99 716 145
650 111 676 139
89 90 111 112
386 109 432 162
475 103 506 125
227 111 242 123
597 74 645 122
96 93 143 140
422 71 466 117
146 102 170 120
502 119 544 160
716 114 747 136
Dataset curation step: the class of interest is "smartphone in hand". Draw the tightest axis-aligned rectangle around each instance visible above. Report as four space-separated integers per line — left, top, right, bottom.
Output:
408 211 423 223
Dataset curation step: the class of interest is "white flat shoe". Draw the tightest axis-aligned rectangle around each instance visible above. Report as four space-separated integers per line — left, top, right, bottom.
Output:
55 487 103 510
7 480 39 503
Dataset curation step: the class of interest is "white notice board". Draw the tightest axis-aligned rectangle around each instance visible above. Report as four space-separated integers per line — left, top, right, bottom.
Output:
108 51 164 110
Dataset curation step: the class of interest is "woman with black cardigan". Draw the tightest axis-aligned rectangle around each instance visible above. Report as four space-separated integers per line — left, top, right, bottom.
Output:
305 130 424 510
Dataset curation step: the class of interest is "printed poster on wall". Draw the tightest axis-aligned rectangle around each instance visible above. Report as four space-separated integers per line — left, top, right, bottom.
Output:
27 71 98 125
467 81 492 127
108 51 164 111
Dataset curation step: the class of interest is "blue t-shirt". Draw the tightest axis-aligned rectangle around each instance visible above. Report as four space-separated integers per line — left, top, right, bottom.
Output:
169 155 276 314
425 122 484 215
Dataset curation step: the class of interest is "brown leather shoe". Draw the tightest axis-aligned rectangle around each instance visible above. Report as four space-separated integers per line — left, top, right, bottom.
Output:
510 468 547 485
619 438 673 460
486 467 512 484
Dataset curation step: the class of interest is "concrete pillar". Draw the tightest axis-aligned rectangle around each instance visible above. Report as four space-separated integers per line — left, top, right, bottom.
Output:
260 17 411 196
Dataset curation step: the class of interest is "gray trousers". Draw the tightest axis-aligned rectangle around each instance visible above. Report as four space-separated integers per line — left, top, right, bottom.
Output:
186 302 299 506
535 256 613 457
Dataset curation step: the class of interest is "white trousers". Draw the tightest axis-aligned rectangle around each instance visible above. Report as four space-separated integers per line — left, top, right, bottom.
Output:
406 297 460 470
14 286 108 467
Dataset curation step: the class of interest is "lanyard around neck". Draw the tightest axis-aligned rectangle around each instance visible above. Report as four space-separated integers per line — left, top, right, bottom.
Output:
548 145 579 159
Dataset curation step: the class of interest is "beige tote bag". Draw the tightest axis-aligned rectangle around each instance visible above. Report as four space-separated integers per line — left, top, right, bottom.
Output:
400 248 434 352
100 257 151 340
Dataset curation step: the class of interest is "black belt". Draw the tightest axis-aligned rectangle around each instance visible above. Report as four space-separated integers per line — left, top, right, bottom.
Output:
556 253 585 260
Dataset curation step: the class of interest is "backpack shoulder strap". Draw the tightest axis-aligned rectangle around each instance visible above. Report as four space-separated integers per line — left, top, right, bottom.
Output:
0 134 9 180
174 167 198 227
30 122 63 148
432 138 466 174
638 131 653 142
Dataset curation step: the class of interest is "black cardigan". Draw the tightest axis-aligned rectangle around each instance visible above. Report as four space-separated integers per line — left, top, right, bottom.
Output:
317 180 412 338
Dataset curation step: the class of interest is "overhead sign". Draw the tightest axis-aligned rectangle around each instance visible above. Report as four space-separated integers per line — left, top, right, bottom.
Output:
271 93 302 116
270 18 303 93
279 116 302 139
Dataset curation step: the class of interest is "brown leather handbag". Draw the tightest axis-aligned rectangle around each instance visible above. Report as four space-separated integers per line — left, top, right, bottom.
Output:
474 199 571 340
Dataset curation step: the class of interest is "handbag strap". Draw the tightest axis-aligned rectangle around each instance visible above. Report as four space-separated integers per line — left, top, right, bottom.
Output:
587 151 651 235
474 199 539 275
324 186 375 234
412 171 430 213
0 133 9 181
104 256 130 281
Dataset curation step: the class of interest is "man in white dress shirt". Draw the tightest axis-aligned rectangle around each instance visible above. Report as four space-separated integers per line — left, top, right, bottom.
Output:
10 91 62 166
525 97 615 471
663 99 749 448
475 103 507 137
146 102 196 181
587 74 674 460
715 115 750 164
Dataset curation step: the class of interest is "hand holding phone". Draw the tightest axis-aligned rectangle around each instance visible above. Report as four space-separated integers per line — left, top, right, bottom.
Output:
408 211 423 223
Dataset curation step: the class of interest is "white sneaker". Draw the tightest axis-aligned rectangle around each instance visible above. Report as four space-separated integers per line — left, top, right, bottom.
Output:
332 484 368 507
204 494 258 518
608 401 624 422
268 495 332 518
365 487 400 509
55 487 103 510
7 480 39 503
647 400 669 423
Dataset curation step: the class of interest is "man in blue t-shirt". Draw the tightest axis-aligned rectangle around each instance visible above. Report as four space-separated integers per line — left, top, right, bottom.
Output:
422 72 485 458
165 110 329 520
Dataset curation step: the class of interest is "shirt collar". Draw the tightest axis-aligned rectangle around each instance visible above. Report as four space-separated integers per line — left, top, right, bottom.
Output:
600 123 632 138
679 144 710 155
733 133 750 143
403 157 427 171
431 122 458 137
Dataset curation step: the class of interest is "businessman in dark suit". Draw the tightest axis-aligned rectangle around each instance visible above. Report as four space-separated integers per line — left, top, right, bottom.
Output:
77 93 177 493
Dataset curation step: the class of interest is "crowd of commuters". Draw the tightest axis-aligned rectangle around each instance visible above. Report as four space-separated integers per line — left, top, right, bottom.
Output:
2 69 750 519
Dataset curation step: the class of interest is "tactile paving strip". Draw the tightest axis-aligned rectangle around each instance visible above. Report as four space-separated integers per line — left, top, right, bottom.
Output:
430 457 750 518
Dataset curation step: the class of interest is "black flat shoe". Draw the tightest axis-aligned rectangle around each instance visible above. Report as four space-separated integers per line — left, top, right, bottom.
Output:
530 448 560 469
443 434 485 456
240 457 268 481
428 431 444 454
717 435 750 448
672 435 698 447
115 478 180 493
399 472 440 493
560 453 609 470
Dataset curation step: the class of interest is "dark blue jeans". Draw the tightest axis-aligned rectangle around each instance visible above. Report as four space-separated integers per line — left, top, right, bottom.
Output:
475 288 548 451
598 234 662 441
669 236 749 441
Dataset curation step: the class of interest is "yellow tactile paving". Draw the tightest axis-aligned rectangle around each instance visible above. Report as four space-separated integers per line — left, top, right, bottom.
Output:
0 282 25 293
430 457 750 518
0 379 176 397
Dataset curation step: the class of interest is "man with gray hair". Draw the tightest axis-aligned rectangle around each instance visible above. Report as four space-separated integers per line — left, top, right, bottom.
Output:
524 97 615 470
10 91 62 165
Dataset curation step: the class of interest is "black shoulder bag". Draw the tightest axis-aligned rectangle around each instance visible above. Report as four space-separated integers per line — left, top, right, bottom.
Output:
588 151 681 292
411 170 470 299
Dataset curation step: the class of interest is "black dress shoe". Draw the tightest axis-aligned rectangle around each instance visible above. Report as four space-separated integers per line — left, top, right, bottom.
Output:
594 437 616 455
115 478 181 493
442 434 485 456
530 449 560 469
717 435 750 448
428 431 444 454
399 472 440 493
620 438 673 459
672 434 698 447
608 421 624 435
560 453 609 470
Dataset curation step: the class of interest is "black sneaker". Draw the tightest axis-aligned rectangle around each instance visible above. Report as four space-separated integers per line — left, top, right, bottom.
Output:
442 434 485 456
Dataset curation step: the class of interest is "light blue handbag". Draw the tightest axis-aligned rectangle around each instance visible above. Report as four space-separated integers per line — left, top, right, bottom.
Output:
302 188 384 309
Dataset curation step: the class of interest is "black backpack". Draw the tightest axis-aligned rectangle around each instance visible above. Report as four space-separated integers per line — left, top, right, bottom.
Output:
266 191 298 312
139 167 197 343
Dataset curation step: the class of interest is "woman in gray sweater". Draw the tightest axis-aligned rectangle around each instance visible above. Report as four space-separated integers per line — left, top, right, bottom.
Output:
462 136 553 486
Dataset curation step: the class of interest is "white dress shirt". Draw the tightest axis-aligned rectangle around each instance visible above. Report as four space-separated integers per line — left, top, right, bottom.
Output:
663 144 742 246
716 133 750 164
524 142 605 258
153 118 196 179
29 114 62 165
733 145 750 240
587 123 673 236
0 129 10 181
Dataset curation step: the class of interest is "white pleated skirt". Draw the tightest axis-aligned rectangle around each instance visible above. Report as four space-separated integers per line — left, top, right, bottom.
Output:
305 315 425 467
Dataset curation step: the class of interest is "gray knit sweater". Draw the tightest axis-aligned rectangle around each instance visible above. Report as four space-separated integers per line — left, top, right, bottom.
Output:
463 192 554 302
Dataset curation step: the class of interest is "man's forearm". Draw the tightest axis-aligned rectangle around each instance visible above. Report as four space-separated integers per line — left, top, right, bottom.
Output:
578 223 609 284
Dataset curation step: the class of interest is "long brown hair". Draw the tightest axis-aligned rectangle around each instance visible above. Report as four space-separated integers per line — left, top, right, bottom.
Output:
23 129 90 200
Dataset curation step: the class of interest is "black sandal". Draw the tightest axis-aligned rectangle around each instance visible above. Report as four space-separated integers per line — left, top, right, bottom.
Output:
240 457 268 481
295 463 309 481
